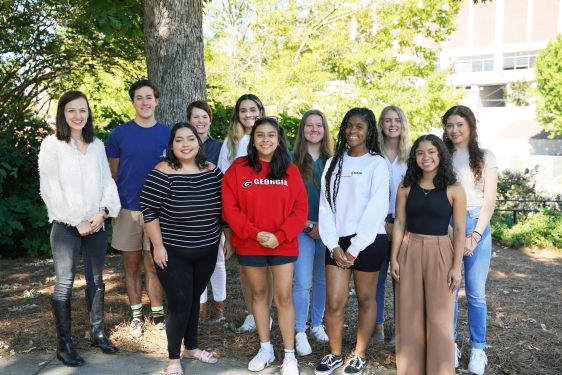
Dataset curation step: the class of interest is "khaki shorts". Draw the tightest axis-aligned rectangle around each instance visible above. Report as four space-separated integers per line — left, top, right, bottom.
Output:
111 208 151 251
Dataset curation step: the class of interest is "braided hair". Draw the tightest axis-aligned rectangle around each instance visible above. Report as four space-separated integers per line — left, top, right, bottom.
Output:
324 108 381 212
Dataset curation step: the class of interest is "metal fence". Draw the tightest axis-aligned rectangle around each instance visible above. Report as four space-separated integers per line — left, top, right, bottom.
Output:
495 199 562 223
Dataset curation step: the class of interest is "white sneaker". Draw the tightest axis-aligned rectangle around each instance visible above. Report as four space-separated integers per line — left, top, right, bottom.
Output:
295 332 312 356
468 348 487 375
129 317 143 339
248 344 275 371
237 315 273 333
310 325 329 342
237 314 256 333
282 356 300 375
455 343 461 368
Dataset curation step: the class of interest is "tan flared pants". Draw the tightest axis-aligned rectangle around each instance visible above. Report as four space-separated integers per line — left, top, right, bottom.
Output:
395 233 456 375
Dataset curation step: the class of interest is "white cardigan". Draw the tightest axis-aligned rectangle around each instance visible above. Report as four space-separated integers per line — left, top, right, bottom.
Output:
38 135 120 226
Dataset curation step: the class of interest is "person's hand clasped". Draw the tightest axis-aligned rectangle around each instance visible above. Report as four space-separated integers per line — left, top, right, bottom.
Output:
88 213 105 233
305 221 320 239
332 247 354 269
447 266 462 294
258 232 279 249
76 221 93 236
464 232 480 256
153 245 168 269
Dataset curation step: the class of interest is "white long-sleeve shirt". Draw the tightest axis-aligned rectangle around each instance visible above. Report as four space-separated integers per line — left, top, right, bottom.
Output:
385 156 408 218
319 152 389 258
38 135 121 226
217 134 250 172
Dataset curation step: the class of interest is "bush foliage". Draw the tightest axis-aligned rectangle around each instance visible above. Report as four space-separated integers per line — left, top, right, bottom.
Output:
0 110 52 257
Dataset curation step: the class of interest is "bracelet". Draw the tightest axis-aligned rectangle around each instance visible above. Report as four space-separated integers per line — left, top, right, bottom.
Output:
96 212 106 219
472 231 482 242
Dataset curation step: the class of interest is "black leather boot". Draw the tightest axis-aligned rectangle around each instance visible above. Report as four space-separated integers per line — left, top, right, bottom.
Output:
85 284 118 354
51 298 85 367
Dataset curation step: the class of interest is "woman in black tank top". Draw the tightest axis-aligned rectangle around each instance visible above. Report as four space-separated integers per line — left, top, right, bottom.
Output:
389 134 467 375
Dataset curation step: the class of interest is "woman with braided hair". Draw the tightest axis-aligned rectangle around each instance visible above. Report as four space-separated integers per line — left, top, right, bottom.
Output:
315 108 389 375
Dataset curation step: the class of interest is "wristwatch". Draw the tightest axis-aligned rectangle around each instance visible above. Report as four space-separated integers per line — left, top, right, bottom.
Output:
305 222 315 233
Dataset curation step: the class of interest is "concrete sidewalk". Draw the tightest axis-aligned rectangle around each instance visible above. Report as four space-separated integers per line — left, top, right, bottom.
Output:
0 351 397 375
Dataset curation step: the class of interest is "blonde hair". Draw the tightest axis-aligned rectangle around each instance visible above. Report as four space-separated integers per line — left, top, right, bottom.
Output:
226 94 265 161
377 105 411 163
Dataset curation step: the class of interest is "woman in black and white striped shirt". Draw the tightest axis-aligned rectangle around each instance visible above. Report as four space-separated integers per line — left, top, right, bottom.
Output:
140 122 234 375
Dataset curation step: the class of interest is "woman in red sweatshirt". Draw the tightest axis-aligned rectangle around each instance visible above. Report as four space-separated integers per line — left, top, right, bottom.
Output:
222 117 308 375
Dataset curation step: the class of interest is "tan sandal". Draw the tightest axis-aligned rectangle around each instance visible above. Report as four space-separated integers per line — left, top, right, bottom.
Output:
182 349 218 363
166 363 184 375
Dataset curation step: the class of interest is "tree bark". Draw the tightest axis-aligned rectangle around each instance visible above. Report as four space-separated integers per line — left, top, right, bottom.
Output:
143 0 207 127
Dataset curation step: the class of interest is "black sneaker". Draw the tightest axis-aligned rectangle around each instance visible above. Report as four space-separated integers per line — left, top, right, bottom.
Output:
314 354 343 375
152 315 165 330
343 355 366 375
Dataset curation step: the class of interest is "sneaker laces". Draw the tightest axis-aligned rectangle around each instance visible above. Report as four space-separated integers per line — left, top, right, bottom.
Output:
320 354 338 366
131 318 143 330
470 350 488 366
283 356 298 368
255 347 272 363
347 355 365 370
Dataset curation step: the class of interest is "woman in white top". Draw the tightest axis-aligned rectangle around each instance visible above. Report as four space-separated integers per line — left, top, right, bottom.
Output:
39 91 121 367
442 105 498 375
373 106 410 344
316 108 389 375
217 94 273 332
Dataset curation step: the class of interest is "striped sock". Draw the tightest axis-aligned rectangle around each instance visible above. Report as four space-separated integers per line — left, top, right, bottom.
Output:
131 303 143 320
151 306 165 325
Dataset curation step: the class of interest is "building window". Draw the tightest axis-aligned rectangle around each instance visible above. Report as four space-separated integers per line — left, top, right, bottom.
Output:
503 51 537 70
453 55 494 73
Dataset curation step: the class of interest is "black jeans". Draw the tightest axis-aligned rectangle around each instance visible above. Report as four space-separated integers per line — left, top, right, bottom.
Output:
154 244 218 359
51 221 108 301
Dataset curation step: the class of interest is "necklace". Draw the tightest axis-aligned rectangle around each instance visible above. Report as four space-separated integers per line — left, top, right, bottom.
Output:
421 187 433 195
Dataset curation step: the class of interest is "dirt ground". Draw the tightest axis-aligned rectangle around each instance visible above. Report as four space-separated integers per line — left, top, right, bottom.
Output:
0 244 560 374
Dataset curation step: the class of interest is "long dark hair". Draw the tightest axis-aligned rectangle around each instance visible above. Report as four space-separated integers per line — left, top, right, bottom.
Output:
165 122 209 171
442 105 485 184
244 117 291 180
226 94 265 161
324 108 381 212
55 91 95 143
292 110 333 188
403 134 457 189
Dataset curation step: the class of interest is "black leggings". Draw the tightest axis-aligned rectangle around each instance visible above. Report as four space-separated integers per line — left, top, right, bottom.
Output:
154 244 218 359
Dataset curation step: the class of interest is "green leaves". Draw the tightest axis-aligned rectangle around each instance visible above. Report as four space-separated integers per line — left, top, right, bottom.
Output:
535 34 562 136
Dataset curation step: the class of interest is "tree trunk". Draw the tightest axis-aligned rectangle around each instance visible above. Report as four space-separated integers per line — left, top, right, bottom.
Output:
143 0 207 127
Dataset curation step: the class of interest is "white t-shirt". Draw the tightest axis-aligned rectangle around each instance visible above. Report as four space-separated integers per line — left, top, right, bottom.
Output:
453 149 498 210
385 156 408 218
319 152 389 258
217 134 251 173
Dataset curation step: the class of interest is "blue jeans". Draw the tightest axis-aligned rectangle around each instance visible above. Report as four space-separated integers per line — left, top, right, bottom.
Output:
453 206 492 349
51 221 108 301
375 240 395 325
293 231 326 332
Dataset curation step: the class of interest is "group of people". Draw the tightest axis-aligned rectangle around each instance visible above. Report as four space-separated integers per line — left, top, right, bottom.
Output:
38 79 498 375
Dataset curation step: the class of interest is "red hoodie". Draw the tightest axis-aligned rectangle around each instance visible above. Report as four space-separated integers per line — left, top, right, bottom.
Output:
222 158 308 256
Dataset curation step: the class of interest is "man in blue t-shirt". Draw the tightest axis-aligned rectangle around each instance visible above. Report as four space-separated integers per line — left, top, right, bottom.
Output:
106 80 171 339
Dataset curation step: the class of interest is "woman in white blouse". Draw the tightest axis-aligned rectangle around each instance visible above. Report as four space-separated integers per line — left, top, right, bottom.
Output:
39 91 121 367
373 106 411 344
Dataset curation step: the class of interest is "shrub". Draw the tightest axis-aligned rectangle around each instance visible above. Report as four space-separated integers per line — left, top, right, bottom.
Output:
491 210 562 249
0 110 52 258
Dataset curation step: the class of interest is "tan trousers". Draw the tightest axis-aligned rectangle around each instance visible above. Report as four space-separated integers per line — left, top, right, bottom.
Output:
395 233 456 375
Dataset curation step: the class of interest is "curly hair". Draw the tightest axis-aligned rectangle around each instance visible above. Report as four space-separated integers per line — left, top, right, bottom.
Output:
324 108 381 212
442 105 485 184
403 134 457 189
292 110 334 188
244 117 291 180
165 122 209 171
